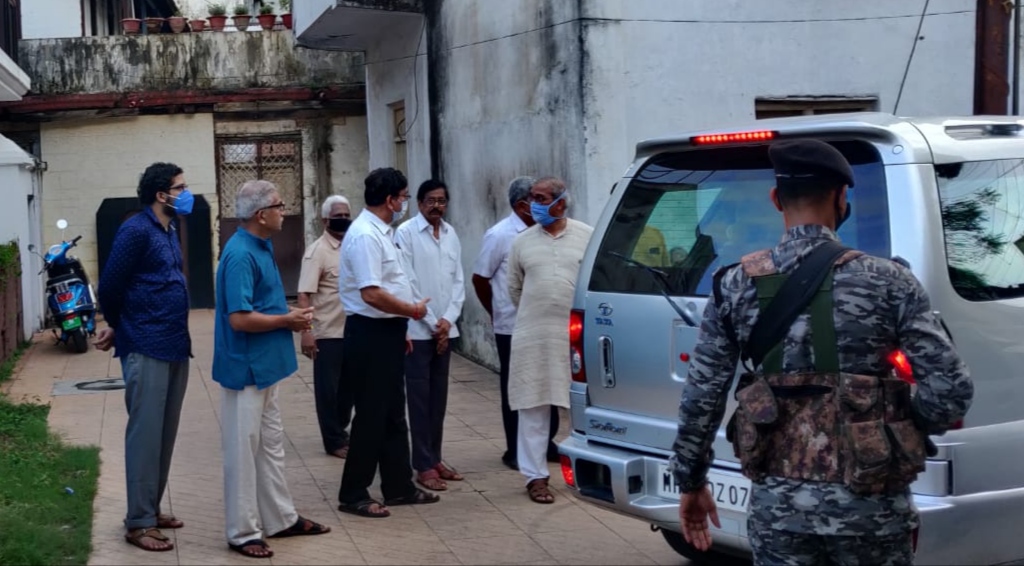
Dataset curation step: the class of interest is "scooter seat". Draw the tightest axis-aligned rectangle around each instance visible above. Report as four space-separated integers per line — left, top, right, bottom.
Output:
47 273 83 289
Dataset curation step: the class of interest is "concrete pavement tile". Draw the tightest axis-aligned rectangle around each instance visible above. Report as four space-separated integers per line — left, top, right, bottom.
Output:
484 489 606 534
531 526 655 565
444 534 555 565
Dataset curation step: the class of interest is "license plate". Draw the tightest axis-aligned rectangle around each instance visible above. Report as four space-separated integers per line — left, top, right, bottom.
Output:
62 317 81 330
656 463 752 513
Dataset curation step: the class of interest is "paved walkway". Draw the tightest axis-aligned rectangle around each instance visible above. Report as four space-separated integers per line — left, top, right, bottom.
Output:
5 310 684 565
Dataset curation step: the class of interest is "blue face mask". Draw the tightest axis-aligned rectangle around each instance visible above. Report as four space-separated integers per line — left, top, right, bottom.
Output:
168 189 194 216
530 193 566 226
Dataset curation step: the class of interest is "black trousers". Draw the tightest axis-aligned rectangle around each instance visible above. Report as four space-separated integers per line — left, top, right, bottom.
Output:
496 333 559 460
313 338 354 454
405 339 453 473
338 314 416 504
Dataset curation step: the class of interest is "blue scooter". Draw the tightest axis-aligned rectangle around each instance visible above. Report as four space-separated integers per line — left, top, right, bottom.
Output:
39 219 97 353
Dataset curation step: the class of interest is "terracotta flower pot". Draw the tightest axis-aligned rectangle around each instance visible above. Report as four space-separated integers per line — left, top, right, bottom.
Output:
207 15 227 31
145 17 164 34
168 16 187 33
257 14 276 30
281 13 292 29
121 18 142 35
189 19 206 32
232 15 251 31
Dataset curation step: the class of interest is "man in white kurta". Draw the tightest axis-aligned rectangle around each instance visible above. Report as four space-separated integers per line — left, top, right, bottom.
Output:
508 177 593 504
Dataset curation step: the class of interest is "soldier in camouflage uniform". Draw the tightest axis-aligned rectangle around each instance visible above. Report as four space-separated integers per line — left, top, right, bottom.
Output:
668 139 974 566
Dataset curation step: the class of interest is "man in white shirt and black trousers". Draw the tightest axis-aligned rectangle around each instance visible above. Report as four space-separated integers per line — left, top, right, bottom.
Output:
396 179 466 492
335 167 439 518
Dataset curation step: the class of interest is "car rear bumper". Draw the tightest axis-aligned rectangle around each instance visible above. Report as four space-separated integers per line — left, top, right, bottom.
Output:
559 432 1024 565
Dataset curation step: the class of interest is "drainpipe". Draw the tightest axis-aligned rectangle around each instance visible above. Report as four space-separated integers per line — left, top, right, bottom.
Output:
1014 1 1021 114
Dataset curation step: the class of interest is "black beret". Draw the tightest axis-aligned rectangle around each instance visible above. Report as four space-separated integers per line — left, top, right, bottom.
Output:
768 139 855 188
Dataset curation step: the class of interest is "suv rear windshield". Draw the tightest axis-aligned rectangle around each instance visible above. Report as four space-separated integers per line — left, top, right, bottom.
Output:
588 140 891 297
936 159 1024 301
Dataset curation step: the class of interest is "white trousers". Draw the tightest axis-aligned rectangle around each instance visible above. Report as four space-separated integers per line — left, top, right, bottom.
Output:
220 384 298 546
517 404 552 485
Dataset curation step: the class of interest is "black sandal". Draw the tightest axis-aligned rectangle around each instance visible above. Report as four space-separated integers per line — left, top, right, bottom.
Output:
228 539 274 559
384 488 441 507
337 499 391 518
269 516 332 538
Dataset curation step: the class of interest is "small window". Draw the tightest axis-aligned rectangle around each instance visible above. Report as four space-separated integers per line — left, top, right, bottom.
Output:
755 97 878 120
937 159 1024 301
588 140 891 297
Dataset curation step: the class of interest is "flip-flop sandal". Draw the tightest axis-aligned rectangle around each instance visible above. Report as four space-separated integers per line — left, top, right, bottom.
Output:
228 539 274 559
435 463 464 481
156 514 184 529
416 469 448 491
527 479 555 504
384 488 441 507
125 527 174 552
269 516 332 538
338 499 391 518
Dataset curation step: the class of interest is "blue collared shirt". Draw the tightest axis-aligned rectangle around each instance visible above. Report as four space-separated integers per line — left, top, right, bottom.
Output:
213 227 297 390
98 207 191 362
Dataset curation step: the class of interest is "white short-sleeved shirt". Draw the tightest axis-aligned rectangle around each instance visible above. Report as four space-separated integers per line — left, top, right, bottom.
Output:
395 213 465 340
472 212 528 335
338 209 414 319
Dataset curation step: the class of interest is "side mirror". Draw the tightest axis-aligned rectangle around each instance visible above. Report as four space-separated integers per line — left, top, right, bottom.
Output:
56 219 68 230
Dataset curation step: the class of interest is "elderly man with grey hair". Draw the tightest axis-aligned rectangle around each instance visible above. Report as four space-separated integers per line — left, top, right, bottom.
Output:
507 176 593 504
214 180 331 559
471 176 559 471
298 194 354 459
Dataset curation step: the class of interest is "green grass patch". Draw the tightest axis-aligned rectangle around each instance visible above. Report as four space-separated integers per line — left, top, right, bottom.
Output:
0 345 100 565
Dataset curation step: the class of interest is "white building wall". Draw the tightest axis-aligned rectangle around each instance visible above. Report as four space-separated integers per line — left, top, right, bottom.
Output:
22 0 84 39
39 115 218 286
0 141 45 339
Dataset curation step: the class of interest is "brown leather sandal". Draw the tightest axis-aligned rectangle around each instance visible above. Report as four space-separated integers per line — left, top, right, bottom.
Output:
435 462 464 481
527 478 555 504
125 527 174 552
416 468 448 491
157 514 183 529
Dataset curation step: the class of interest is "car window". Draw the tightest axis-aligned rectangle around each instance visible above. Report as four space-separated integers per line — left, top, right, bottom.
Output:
588 140 891 297
936 159 1024 301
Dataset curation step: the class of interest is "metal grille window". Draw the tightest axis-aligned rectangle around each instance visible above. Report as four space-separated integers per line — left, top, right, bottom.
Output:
0 0 21 64
216 137 303 218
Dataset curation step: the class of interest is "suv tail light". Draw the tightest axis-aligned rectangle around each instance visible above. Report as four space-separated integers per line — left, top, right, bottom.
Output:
888 349 963 430
560 455 575 487
569 309 586 383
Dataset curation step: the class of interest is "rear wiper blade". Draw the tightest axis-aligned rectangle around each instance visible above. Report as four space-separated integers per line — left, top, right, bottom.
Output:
608 251 697 327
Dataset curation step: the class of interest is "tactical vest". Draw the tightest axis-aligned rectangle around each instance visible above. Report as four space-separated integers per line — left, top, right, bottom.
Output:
725 248 927 496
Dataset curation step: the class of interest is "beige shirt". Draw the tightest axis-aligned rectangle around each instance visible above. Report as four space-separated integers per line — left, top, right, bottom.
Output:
298 231 346 339
507 219 594 411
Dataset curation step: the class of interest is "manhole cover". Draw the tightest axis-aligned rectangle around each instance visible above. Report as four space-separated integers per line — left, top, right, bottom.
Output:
52 378 125 396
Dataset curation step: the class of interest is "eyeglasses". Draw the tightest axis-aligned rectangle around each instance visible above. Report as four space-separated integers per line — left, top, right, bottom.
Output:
259 203 286 212
168 184 189 192
424 198 448 206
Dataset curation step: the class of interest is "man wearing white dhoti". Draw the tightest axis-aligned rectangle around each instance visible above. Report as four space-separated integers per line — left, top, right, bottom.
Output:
507 176 593 504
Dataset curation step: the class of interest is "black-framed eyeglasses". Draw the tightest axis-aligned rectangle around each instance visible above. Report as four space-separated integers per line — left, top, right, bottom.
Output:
424 198 448 206
168 184 189 192
259 203 286 212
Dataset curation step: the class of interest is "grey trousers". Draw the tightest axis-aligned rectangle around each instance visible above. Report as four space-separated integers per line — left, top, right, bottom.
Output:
405 339 452 473
121 352 189 530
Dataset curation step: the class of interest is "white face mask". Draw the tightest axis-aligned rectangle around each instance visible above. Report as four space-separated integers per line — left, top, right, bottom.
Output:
392 198 408 223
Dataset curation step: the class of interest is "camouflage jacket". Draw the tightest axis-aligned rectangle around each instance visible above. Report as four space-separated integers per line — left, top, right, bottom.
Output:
669 224 973 535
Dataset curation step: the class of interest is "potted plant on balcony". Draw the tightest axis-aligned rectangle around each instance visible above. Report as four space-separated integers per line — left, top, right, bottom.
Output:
207 3 228 31
169 8 187 33
232 3 252 31
279 0 292 29
121 17 143 34
189 17 207 32
257 3 276 30
145 15 165 34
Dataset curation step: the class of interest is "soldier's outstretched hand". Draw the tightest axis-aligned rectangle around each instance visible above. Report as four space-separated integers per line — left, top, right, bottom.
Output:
679 487 720 552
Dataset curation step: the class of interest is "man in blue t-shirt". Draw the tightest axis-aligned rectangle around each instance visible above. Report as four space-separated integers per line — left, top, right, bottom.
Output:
96 162 193 552
213 180 331 559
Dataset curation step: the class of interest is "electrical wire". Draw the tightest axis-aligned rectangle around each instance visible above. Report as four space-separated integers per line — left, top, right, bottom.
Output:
892 0 931 114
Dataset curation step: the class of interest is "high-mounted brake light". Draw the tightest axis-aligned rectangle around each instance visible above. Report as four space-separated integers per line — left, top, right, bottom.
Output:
569 309 587 383
691 130 777 145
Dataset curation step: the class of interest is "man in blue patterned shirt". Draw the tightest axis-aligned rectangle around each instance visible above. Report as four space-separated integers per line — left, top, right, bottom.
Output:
96 162 193 552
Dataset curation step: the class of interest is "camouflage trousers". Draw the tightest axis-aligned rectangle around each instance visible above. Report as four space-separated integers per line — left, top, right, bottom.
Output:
749 524 914 566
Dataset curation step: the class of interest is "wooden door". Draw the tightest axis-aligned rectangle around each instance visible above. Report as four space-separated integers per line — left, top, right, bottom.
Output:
216 136 305 297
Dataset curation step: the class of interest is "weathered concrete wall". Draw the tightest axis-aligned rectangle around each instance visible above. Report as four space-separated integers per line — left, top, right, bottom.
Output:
214 116 370 244
577 0 976 225
39 115 219 285
19 31 365 95
428 0 586 370
22 0 83 40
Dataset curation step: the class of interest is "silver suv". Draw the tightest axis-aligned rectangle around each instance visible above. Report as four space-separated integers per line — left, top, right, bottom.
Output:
559 113 1024 565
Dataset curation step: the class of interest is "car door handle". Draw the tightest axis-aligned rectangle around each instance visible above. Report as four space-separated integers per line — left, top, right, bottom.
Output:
598 335 616 388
